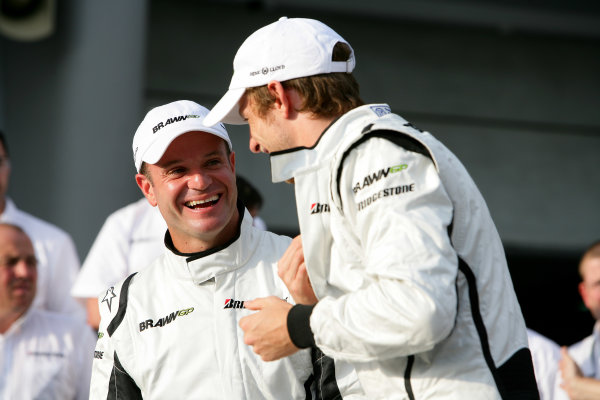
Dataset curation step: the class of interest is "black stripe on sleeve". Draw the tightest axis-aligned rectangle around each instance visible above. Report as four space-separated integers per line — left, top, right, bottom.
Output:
107 272 137 337
459 259 539 399
403 355 416 400
496 348 540 399
458 259 502 389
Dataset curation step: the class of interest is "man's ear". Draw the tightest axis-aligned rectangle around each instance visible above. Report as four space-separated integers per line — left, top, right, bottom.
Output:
267 80 293 119
229 151 236 173
579 281 594 313
136 173 158 207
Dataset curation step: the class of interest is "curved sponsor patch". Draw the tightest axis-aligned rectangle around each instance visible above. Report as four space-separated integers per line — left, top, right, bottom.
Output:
353 164 408 194
356 183 415 211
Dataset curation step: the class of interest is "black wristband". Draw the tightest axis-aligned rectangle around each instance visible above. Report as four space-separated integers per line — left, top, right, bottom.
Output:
287 304 316 349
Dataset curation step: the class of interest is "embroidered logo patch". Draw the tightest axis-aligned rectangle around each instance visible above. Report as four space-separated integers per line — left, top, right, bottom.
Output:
139 308 195 332
224 299 245 309
310 203 330 214
102 287 117 312
370 105 391 117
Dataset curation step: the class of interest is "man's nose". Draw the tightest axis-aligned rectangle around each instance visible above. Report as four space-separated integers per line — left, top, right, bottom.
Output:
189 171 212 189
249 136 261 154
14 260 34 278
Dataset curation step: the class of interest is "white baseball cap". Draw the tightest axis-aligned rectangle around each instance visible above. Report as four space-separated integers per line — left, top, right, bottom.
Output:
132 100 232 172
203 17 355 127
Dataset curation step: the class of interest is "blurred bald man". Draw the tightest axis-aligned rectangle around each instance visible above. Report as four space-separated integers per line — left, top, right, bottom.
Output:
0 223 96 400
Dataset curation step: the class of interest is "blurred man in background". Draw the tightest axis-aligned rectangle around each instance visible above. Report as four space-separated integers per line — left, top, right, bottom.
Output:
0 223 95 399
0 132 83 319
558 241 600 399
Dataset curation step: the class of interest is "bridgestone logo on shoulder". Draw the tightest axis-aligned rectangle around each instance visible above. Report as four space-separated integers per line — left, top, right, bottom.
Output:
356 183 415 211
353 164 408 194
152 115 201 134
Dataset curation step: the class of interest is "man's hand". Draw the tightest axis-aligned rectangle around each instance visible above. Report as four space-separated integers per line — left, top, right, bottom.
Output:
560 346 582 385
278 235 318 305
239 296 299 361
557 346 600 400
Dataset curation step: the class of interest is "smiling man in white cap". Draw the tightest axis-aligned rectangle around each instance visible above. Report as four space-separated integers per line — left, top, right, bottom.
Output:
89 100 356 399
204 17 539 399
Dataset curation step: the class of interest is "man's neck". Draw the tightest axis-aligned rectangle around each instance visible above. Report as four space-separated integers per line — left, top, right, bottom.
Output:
292 114 338 148
0 310 25 334
167 209 241 255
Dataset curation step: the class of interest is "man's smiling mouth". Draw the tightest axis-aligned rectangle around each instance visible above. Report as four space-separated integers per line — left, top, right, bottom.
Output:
185 195 220 209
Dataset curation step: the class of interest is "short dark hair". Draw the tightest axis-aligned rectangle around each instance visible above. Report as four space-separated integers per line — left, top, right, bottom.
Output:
0 131 9 157
139 161 151 182
245 42 364 119
236 175 263 210
580 240 600 278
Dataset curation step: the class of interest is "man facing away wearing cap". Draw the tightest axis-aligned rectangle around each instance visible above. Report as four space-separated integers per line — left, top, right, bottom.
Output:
89 100 364 399
204 17 539 399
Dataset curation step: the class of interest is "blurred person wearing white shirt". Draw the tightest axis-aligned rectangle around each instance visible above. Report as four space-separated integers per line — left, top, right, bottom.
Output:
0 132 84 320
71 198 166 329
526 328 561 400
0 223 96 400
558 241 600 400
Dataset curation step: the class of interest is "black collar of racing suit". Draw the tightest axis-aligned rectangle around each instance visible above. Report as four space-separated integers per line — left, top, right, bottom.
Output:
164 198 245 262
268 115 341 157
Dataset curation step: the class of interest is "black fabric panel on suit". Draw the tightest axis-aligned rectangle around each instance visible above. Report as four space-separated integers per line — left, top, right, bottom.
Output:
107 272 138 336
310 347 342 400
107 352 142 400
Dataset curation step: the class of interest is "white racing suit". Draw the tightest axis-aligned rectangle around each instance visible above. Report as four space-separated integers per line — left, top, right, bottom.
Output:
273 104 538 399
89 205 361 399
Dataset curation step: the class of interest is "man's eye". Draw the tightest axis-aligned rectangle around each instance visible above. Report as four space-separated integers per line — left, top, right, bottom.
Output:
1 257 18 267
168 167 185 175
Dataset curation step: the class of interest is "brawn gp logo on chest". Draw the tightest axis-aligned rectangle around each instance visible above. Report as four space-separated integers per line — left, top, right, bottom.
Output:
139 307 194 332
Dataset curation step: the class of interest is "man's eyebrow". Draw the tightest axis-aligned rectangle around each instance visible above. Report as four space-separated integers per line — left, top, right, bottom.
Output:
158 151 224 169
158 159 184 169
204 151 222 157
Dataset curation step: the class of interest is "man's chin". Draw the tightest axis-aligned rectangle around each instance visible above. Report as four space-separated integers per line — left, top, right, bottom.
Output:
11 299 32 314
591 311 600 321
188 220 227 239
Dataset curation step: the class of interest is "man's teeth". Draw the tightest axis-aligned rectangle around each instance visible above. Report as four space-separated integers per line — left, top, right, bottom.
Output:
186 195 219 208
